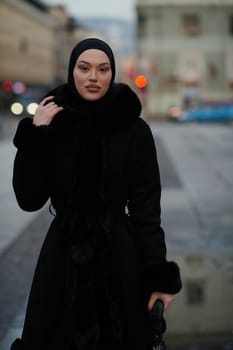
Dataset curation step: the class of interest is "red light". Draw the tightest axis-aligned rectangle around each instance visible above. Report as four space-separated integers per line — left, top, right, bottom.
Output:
2 80 13 92
135 75 147 88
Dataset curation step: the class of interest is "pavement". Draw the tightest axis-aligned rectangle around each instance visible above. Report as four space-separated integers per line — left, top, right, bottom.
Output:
0 114 233 349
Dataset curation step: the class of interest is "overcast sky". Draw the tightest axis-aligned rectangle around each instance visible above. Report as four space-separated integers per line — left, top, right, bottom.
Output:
43 0 137 21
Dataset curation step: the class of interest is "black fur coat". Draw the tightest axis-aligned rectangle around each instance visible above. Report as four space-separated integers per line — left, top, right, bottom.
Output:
11 83 181 350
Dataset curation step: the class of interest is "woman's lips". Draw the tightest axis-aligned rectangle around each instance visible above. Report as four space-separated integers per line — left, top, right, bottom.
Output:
86 84 100 92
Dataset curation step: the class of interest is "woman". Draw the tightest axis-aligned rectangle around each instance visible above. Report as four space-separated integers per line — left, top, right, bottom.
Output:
11 38 181 350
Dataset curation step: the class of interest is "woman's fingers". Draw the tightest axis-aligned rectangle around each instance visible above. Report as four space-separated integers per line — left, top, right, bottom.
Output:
39 95 55 106
148 292 175 312
147 293 158 312
33 96 63 126
161 294 174 311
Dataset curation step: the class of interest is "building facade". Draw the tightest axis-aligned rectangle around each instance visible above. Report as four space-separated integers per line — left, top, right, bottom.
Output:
136 0 233 117
0 0 56 87
0 1 93 88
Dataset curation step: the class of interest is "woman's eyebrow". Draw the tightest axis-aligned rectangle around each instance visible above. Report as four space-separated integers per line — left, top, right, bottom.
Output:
99 62 110 66
77 60 110 66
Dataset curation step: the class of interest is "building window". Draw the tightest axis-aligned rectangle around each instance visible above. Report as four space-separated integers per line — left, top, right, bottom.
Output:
186 281 205 305
19 38 29 54
229 15 233 36
208 64 218 80
137 13 147 38
182 14 200 36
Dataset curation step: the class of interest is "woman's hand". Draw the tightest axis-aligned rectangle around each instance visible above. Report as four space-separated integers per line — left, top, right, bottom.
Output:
148 291 174 312
33 96 63 126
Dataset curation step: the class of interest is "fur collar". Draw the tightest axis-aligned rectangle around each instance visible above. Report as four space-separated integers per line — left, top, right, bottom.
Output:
47 83 142 137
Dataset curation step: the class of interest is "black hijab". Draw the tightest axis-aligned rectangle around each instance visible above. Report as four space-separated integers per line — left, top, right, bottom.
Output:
66 37 116 119
68 37 116 95
64 39 117 220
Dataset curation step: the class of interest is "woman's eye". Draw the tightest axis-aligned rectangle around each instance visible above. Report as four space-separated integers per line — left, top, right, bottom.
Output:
78 65 88 72
100 67 110 73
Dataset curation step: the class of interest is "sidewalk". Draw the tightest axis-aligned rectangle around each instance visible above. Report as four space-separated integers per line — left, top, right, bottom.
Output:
0 135 48 349
155 122 233 253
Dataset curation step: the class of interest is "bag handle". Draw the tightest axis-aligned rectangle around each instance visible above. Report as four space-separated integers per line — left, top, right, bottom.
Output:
150 299 166 350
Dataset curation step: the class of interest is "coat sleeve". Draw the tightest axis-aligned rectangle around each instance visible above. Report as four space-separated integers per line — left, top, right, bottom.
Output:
12 117 54 212
128 119 182 295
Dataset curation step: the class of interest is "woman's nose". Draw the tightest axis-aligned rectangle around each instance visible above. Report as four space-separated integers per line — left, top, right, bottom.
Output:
89 69 97 81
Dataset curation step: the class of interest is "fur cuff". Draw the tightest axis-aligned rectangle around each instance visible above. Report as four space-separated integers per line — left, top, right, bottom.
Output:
143 261 182 294
13 118 55 151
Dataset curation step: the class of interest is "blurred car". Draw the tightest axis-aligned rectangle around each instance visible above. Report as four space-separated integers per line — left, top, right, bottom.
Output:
168 103 233 122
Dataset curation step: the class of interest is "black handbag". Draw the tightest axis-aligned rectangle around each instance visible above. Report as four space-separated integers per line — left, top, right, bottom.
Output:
150 299 167 350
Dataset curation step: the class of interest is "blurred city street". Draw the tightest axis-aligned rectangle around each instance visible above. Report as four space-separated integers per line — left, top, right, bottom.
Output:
0 113 233 349
1 0 233 349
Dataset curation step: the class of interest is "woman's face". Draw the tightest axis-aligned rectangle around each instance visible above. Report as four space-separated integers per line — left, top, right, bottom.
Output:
73 49 112 101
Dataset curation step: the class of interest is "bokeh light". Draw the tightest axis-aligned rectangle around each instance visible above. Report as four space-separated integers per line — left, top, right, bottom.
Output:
135 75 148 88
10 102 23 115
27 102 38 115
13 82 26 95
2 80 13 92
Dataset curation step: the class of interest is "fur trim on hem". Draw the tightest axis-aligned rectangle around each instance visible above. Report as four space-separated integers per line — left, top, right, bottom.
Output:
13 118 55 151
143 261 182 294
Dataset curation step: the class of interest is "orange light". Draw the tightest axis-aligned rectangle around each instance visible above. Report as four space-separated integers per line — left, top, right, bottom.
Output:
135 75 147 88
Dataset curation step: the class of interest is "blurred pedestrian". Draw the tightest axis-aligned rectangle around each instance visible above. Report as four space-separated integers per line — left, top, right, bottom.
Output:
11 38 182 350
